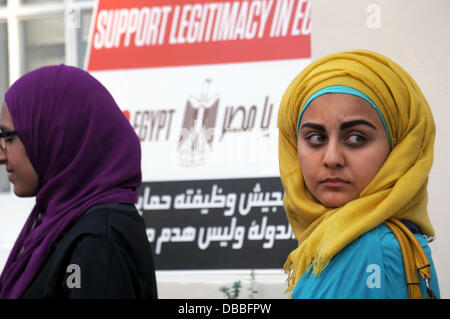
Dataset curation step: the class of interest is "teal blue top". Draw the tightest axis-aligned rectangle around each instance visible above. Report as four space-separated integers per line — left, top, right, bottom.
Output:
292 224 440 299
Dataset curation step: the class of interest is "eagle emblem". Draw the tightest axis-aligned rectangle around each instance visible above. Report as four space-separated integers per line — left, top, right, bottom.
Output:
178 79 219 166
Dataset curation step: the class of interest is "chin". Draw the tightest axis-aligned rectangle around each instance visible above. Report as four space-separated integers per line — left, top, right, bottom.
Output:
319 195 354 208
13 187 36 198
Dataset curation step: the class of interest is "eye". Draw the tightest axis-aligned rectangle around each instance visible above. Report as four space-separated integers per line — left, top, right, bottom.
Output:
306 133 326 145
346 134 366 145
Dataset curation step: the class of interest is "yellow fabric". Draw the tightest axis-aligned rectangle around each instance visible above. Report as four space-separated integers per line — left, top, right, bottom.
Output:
384 218 432 299
278 49 436 293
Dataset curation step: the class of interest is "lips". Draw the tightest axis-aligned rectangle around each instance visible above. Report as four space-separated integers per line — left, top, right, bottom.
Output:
322 177 348 183
320 177 349 187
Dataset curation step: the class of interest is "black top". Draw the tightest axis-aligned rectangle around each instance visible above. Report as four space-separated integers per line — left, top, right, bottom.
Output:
21 203 158 299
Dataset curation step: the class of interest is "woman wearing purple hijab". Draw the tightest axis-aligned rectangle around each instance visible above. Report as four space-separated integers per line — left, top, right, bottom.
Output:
0 65 157 299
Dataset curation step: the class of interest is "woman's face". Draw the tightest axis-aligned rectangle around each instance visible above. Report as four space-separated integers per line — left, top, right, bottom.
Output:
297 93 390 208
0 102 39 197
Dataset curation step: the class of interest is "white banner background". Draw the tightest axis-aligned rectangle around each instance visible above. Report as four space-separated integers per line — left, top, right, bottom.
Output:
92 58 310 182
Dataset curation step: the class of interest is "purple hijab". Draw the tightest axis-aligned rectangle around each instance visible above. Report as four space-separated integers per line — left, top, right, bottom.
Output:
0 65 141 298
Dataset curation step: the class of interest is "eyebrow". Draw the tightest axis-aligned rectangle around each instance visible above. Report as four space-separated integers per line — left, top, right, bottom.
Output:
300 119 377 131
340 120 377 130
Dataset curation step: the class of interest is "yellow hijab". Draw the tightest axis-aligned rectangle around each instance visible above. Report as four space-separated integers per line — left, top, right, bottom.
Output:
278 49 436 293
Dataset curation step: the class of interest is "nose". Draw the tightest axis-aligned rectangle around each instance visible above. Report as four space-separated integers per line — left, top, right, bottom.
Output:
322 138 345 169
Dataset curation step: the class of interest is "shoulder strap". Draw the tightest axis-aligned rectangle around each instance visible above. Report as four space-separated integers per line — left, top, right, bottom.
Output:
384 218 436 299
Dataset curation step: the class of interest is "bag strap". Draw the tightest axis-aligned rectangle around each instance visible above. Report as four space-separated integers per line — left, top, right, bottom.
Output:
384 218 436 299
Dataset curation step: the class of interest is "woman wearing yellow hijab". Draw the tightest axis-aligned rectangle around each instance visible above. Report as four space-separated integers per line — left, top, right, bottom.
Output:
278 49 440 298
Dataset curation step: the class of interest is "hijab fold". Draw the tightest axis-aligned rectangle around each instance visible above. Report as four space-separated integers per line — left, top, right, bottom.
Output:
277 50 435 293
0 65 141 298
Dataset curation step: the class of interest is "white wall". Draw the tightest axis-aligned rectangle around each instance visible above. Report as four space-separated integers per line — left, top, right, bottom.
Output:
311 0 450 298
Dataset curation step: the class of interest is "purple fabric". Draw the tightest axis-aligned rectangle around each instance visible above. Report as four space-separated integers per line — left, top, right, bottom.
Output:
0 65 141 298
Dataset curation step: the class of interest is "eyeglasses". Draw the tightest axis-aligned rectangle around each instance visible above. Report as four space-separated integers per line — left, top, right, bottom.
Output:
0 131 18 151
